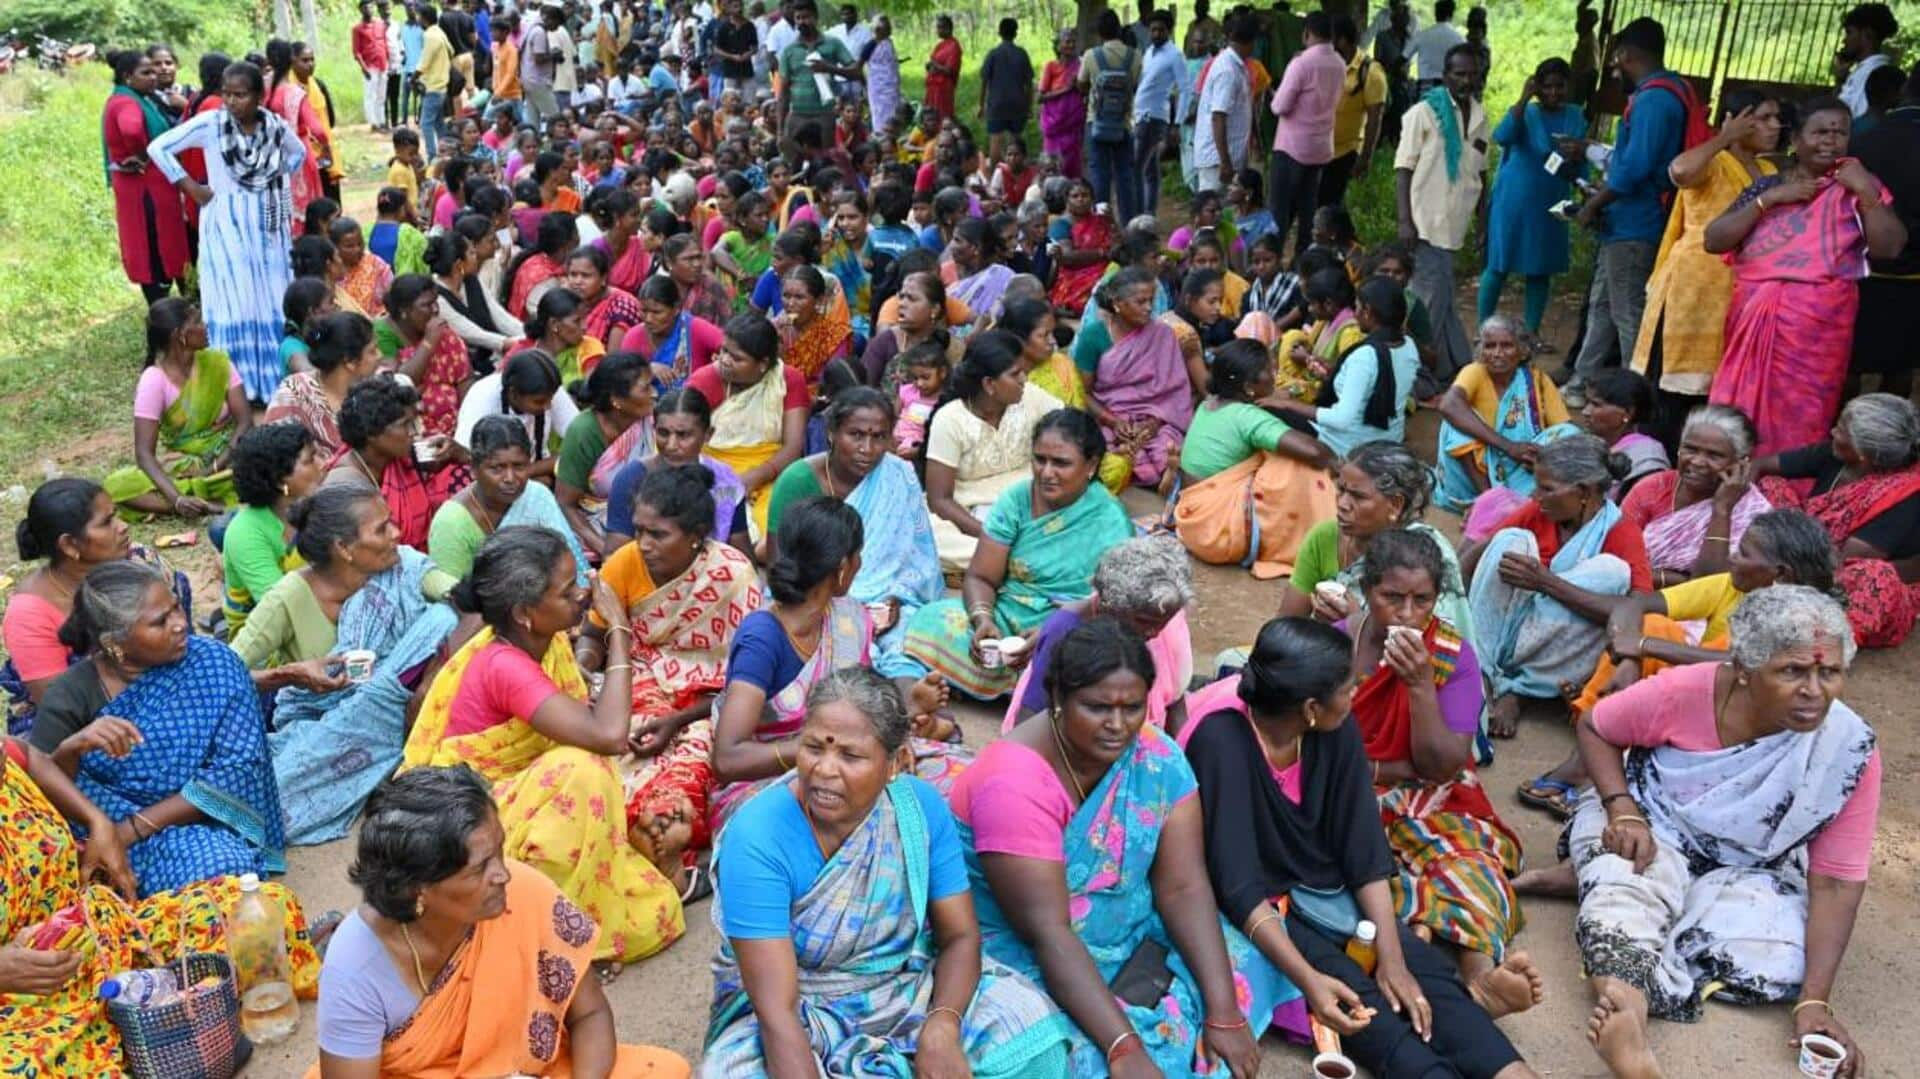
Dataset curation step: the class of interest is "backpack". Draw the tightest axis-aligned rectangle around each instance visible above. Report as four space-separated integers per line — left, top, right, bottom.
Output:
1088 45 1136 144
1625 74 1711 210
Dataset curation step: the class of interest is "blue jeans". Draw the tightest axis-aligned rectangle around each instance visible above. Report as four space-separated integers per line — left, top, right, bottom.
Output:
400 72 420 125
420 91 446 158
1086 134 1138 224
1132 118 1169 216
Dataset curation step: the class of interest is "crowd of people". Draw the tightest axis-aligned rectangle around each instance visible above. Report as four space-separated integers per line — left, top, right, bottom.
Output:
1 0 1912 1074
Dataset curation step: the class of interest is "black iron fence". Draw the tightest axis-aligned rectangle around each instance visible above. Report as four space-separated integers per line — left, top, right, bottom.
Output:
1592 0 1849 115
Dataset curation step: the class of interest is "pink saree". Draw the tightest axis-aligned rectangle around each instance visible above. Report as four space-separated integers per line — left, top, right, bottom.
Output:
1090 319 1192 487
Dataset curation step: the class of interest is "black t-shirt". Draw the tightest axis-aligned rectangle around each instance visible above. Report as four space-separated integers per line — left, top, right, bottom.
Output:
713 19 758 80
1851 109 1920 276
980 41 1035 119
28 661 110 756
1776 441 1920 559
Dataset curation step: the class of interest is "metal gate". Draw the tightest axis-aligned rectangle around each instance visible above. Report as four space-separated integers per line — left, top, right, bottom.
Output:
1591 0 1850 115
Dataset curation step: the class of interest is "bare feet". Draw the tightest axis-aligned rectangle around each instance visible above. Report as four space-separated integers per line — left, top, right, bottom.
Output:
1470 952 1545 1019
1488 693 1523 739
1512 862 1579 898
1587 978 1662 1079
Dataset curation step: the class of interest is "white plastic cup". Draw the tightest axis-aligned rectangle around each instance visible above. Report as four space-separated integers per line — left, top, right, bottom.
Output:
1311 1052 1358 1078
979 639 1004 670
867 601 893 632
342 649 377 684
1798 1034 1847 1078
413 438 437 463
1314 581 1348 608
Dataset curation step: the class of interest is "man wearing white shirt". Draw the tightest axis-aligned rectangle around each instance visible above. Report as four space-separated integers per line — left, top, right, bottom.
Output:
826 4 871 97
1406 0 1464 90
1837 3 1899 117
1361 0 1417 49
1193 15 1255 192
765 1 798 82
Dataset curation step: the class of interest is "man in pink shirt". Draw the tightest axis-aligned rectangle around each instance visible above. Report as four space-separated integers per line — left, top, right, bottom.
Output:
1267 10 1346 253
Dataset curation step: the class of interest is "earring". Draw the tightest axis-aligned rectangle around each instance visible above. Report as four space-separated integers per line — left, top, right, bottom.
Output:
414 895 426 917
1306 711 1317 730
280 483 290 497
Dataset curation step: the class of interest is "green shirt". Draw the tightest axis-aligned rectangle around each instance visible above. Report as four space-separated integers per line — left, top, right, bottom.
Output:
222 504 293 636
1288 519 1342 596
556 412 609 492
427 500 487 581
766 457 827 539
780 35 855 116
1180 400 1290 480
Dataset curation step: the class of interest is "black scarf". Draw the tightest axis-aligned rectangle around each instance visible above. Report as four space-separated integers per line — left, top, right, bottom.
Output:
217 107 292 234
1315 330 1404 432
437 277 504 375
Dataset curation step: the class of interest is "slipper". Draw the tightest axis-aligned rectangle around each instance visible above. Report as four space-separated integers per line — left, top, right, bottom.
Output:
678 864 714 906
1515 775 1579 820
309 909 347 959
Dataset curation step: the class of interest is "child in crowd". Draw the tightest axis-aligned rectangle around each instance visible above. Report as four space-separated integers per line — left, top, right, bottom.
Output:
1184 231 1248 322
1306 203 1361 283
711 191 774 309
1274 263 1363 401
892 341 949 455
1168 188 1226 255
1227 168 1276 265
385 127 425 218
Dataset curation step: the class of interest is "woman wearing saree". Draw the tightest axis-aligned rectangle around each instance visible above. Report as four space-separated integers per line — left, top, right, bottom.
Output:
506 211 580 321
602 389 752 555
1619 404 1776 588
1038 29 1087 179
773 266 855 385
619 276 725 391
706 667 1071 1078
997 296 1134 492
223 423 326 637
1047 179 1114 313
588 186 651 292
264 310 385 459
1579 369 1671 503
105 299 250 517
330 217 392 317
659 233 737 329
860 270 961 391
685 313 810 543
950 618 1283 1077
710 498 961 831
905 410 1134 700
1573 586 1874 1079
1463 434 1653 739
1705 97 1906 458
0 736 318 1076
766 389 942 678
567 245 647 349
1086 268 1194 490
556 354 657 559
514 288 609 386
429 416 590 584
402 527 686 966
376 271 474 438
1182 617 1542 1079
312 766 688 1078
1435 314 1575 519
947 218 1017 318
322 377 463 550
1757 392 1920 648
102 51 189 301
825 191 874 338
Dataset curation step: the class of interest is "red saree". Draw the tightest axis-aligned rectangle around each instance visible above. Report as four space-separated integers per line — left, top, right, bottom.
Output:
326 447 463 548
1049 212 1116 314
581 286 645 347
1804 463 1920 648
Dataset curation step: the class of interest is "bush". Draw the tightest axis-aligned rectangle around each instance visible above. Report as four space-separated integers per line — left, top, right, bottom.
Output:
0 0 253 50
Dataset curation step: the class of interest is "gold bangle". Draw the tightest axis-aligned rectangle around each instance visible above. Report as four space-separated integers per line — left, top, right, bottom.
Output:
1609 813 1650 828
1703 534 1729 544
603 663 632 674
1245 906 1281 941
925 1005 964 1026
772 741 790 771
1105 1029 1142 1063
132 811 161 838
1792 999 1833 1017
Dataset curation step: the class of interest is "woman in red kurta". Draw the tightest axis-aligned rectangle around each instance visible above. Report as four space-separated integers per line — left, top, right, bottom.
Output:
102 51 190 300
264 39 329 233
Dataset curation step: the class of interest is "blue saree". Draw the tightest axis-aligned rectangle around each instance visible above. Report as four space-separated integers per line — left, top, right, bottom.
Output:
961 726 1298 1076
269 547 459 844
500 480 591 587
1435 363 1578 515
845 456 944 678
1469 500 1633 700
704 776 1072 1077
75 636 283 897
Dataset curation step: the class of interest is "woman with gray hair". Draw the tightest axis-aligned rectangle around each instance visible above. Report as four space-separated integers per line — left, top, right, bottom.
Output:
1462 433 1653 738
1571 584 1876 1079
1002 535 1199 735
1756 391 1920 646
1433 312 1577 518
1619 401 1777 589
703 667 1070 1077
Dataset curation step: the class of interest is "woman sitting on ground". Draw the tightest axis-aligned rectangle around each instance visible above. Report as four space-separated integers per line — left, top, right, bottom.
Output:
920 330 1068 574
401 527 686 966
454 349 581 481
618 275 724 389
905 409 1134 700
375 269 474 438
428 415 587 582
1463 434 1653 738
505 209 579 321
330 216 391 317
1181 617 1543 1079
703 669 1070 1077
657 232 736 327
433 214 525 376
1271 278 1420 460
313 766 689 1078
1085 267 1194 491
555 353 657 560
861 268 959 391
564 244 645 349
949 618 1282 1076
995 295 1133 492
602 388 750 554
221 423 325 637
683 313 813 543
1161 268 1234 397
265 311 385 459
1174 339 1337 578
573 465 760 894
1578 369 1670 504
946 216 1017 317
0 735 318 1075
1434 313 1575 518
106 298 250 518
1619 403 1775 589
513 288 607 385
774 266 856 385
1570 586 1874 1079
709 498 960 829
1271 265 1364 403
322 377 462 550
1756 392 1920 648
766 389 942 677
1003 536 1197 737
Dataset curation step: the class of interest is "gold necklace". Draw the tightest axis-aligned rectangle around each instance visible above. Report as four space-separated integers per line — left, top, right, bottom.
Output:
467 490 498 533
1048 717 1089 802
399 923 431 995
350 451 380 485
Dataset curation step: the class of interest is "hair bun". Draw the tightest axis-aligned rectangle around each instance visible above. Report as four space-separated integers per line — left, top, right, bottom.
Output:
15 518 41 561
1604 450 1632 483
448 575 480 615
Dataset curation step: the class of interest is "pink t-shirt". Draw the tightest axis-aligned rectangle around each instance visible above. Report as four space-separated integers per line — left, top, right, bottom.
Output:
443 641 567 737
432 190 461 231
132 363 242 423
1 592 71 682
1591 662 1881 882
947 739 1078 862
1178 677 1304 803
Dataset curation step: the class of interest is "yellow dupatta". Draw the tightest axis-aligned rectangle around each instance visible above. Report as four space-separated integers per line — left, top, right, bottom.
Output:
706 363 792 541
103 348 239 510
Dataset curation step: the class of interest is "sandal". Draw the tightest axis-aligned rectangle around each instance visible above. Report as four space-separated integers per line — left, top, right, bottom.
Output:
1515 775 1580 820
678 863 714 906
309 909 346 958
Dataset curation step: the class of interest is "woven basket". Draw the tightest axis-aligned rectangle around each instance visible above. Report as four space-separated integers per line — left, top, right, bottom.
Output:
104 952 250 1079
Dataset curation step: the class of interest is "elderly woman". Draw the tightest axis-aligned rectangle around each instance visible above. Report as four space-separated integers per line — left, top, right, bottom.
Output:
1464 434 1653 738
402 527 685 965
105 298 250 517
1003 536 1196 737
1573 586 1876 1079
429 416 587 582
264 311 385 458
312 766 689 1077
1705 96 1906 457
767 389 942 677
704 668 1070 1076
222 422 326 636
1619 403 1775 589
1086 267 1194 491
1758 393 1920 648
1181 618 1542 1079
322 377 462 549
950 619 1284 1076
921 330 1068 573
684 312 810 542
906 410 1135 700
574 465 760 895
0 734 317 1074
1435 313 1575 518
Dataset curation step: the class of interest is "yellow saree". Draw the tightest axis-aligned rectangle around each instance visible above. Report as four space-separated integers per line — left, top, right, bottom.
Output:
103 348 240 512
705 362 791 541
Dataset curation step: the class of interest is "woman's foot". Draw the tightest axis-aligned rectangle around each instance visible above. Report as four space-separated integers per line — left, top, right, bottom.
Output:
1512 862 1579 898
1587 979 1662 1079
592 959 625 986
1470 952 1545 1019
1488 693 1523 739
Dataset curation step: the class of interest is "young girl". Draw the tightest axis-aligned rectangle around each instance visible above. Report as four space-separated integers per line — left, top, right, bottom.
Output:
1184 230 1250 322
892 342 949 455
1273 264 1363 400
1240 234 1302 333
1305 203 1359 274
302 197 341 243
368 186 429 277
710 191 774 311
1162 268 1233 400
280 277 334 375
1274 277 1420 456
1167 188 1225 254
1227 168 1275 262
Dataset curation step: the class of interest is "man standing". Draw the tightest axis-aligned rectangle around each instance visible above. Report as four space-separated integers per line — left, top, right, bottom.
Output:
490 10 524 123
522 3 564 128
1362 0 1417 50
381 2 404 130
1185 0 1223 58
1268 10 1344 253
1407 0 1463 93
1132 10 1183 215
1193 13 1256 193
1394 45 1487 382
400 5 425 125
924 15 962 123
712 0 758 97
417 3 454 157
765 0 798 94
549 8 579 112
980 18 1035 168
1837 3 1900 117
353 1 391 131
1080 10 1142 222
826 4 871 99
778 0 858 156
1322 14 1385 208
1848 65 1920 398
1564 18 1689 405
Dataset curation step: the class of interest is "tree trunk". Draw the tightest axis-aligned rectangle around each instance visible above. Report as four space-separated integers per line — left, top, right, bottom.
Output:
271 0 294 38
300 0 321 52
1074 0 1103 51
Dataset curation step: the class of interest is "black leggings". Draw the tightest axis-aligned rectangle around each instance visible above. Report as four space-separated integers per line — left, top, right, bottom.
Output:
1288 914 1521 1079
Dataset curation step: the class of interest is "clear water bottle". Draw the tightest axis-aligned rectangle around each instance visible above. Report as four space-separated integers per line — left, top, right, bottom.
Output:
224 874 298 1044
99 967 181 1007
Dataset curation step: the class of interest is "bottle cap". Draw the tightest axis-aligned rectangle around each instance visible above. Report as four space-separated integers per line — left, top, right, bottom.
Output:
99 981 122 1001
238 873 261 891
1354 919 1376 942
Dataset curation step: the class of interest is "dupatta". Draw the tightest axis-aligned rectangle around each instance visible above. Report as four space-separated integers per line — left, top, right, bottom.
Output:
624 541 761 717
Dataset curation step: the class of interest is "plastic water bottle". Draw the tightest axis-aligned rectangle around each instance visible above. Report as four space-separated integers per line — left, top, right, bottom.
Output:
99 968 181 1007
1344 920 1378 976
224 874 298 1044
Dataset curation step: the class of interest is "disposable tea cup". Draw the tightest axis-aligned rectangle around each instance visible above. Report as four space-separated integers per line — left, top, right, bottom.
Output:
1798 1033 1847 1078
341 649 377 684
1311 1051 1358 1078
